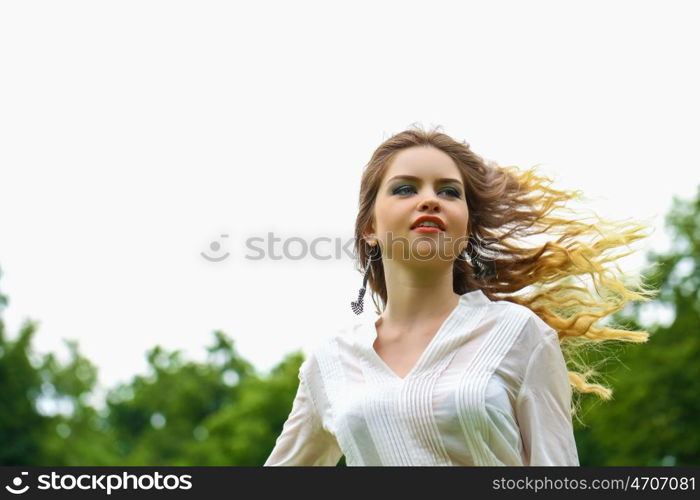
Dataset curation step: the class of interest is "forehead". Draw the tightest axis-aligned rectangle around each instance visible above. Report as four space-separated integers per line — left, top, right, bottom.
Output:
381 146 460 183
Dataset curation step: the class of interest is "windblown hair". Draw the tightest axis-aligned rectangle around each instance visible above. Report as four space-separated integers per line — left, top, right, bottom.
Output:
352 124 658 420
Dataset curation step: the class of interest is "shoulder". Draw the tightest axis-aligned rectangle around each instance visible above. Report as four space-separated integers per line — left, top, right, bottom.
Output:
304 317 358 355
491 298 558 350
298 320 357 380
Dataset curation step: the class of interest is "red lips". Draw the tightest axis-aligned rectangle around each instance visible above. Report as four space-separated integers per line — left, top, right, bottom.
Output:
410 215 446 230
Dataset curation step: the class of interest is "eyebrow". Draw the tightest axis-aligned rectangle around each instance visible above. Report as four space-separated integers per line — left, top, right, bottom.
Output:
387 175 464 187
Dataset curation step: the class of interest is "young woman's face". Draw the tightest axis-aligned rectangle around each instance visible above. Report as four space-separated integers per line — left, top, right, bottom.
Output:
367 145 469 265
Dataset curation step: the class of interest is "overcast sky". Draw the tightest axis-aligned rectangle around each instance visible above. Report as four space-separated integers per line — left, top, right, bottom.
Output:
1 0 698 409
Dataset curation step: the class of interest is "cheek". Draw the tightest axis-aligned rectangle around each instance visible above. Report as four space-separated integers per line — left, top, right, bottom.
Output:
451 213 470 248
373 198 404 230
452 207 469 229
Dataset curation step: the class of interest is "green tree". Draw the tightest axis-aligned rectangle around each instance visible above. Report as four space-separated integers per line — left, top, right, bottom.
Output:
0 269 114 465
0 266 306 465
574 186 700 465
0 315 49 465
103 330 290 466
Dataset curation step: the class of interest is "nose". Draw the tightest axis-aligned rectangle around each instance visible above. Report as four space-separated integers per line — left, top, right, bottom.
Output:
417 193 441 212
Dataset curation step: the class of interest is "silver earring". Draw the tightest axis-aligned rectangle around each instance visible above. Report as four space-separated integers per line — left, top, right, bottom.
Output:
463 236 497 281
350 244 380 315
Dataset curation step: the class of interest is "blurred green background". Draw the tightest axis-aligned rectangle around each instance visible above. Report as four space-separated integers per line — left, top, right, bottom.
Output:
1 187 698 467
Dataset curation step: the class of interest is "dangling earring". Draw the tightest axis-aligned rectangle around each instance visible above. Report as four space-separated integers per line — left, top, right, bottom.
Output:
463 235 497 281
464 237 484 279
350 243 380 315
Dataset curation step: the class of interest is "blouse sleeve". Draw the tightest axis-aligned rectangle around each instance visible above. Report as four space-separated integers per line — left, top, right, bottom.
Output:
264 371 343 466
515 329 580 466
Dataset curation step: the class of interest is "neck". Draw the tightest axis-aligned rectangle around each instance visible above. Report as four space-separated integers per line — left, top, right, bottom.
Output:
380 259 460 330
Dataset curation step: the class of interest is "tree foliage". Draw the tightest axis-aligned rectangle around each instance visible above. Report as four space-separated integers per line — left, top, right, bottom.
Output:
573 187 700 465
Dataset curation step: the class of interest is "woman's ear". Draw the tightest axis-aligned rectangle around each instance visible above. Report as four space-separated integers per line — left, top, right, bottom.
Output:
362 223 375 243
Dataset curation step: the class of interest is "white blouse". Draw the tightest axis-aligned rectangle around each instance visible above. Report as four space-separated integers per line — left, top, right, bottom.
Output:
264 289 579 466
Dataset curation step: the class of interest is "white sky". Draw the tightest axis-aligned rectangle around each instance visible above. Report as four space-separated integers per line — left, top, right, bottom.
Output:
1 0 698 408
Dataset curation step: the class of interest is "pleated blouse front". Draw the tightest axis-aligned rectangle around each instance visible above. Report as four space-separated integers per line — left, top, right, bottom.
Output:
264 289 579 466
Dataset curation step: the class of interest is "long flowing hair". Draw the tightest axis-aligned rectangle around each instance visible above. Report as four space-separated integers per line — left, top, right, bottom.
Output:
352 124 658 419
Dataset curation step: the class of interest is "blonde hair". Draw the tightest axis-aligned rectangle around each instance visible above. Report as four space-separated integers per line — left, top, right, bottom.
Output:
352 124 658 420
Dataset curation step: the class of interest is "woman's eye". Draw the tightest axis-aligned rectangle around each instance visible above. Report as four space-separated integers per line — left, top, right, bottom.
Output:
392 185 461 198
393 185 416 195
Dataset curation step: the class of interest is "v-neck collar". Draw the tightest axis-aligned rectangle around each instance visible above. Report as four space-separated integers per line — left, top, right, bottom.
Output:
355 289 491 381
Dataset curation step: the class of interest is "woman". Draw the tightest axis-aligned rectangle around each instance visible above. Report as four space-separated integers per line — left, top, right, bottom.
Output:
264 125 655 466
